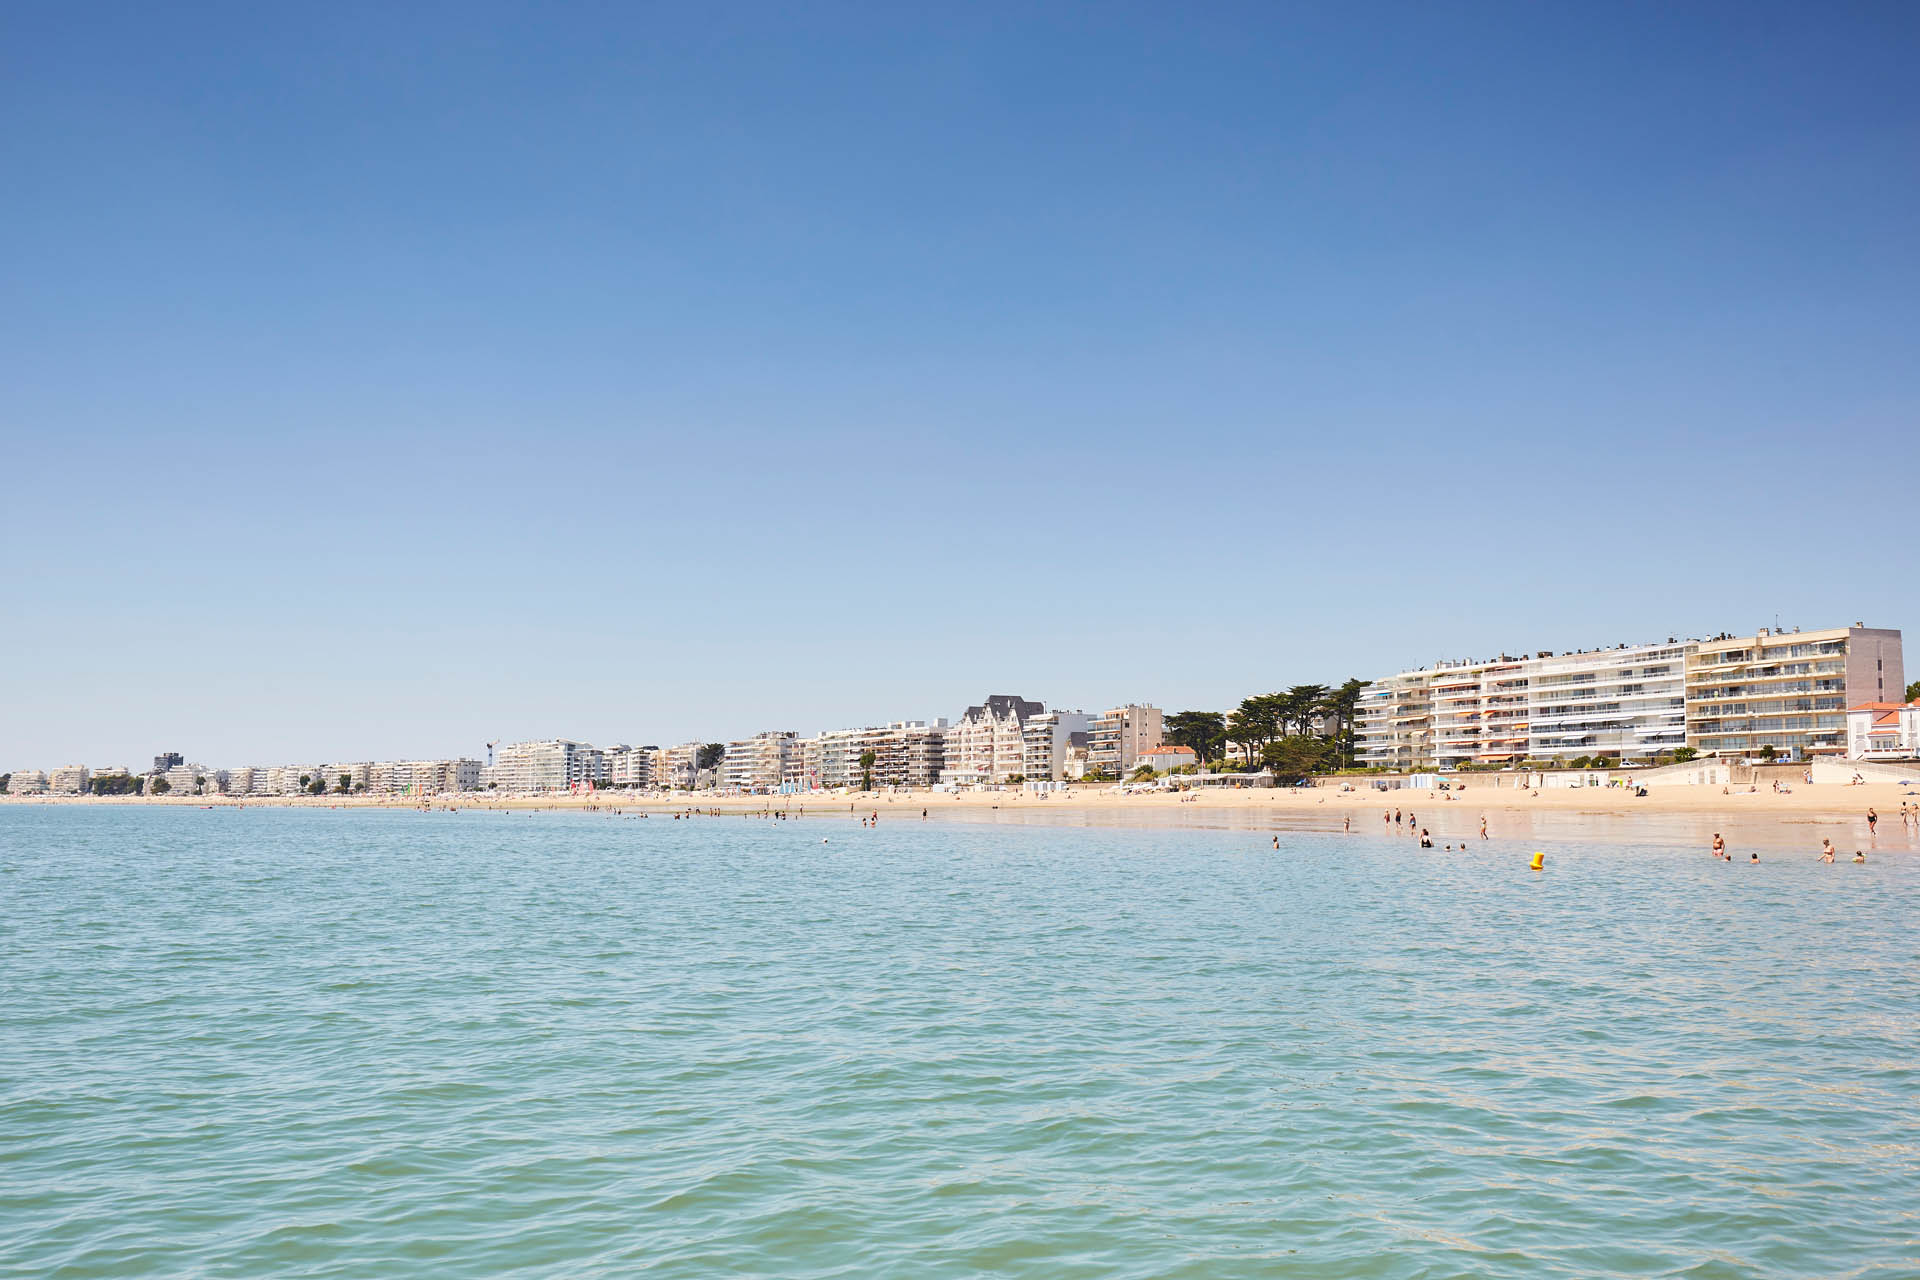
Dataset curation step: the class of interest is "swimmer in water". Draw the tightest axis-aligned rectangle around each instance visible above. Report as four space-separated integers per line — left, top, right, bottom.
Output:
1853 849 1866 863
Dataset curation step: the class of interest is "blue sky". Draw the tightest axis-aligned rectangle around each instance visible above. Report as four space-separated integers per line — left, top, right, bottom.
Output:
4 1 1916 768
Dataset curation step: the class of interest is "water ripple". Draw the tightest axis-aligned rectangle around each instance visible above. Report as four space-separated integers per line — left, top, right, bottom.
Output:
1 806 1916 1277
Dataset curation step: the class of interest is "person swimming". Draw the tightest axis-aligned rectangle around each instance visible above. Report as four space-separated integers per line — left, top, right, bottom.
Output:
1419 828 1433 848
1853 849 1866 863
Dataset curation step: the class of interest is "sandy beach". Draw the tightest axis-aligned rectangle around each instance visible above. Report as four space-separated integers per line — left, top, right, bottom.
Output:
11 778 1918 854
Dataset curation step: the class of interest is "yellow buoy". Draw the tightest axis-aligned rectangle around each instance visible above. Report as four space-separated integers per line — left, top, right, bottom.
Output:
1529 851 1545 871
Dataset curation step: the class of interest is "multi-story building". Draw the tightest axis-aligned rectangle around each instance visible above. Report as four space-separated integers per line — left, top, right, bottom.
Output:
8 770 48 794
1527 642 1688 761
942 695 1043 785
152 752 183 775
324 762 373 793
1088 704 1164 778
722 732 796 793
1688 625 1905 759
164 763 206 794
48 765 90 795
1021 710 1089 783
485 740 597 791
659 743 702 790
605 745 655 789
224 766 258 796
1357 670 1435 770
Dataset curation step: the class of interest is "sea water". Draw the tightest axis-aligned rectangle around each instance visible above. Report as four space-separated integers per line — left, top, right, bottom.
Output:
2 806 1915 1278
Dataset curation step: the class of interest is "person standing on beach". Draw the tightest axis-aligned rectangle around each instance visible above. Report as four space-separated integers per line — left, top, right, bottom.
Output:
1866 807 1877 837
1479 817 1488 841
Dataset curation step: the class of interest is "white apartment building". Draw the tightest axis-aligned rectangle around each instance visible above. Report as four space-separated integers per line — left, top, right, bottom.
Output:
324 762 373 793
48 765 90 795
722 732 796 793
1527 642 1689 761
1088 704 1164 778
1356 624 1904 767
9 769 48 794
1021 710 1089 783
1689 625 1905 758
225 766 258 796
1356 670 1434 771
485 740 596 792
942 695 1043 785
1363 645 1686 768
605 745 655 788
800 721 946 790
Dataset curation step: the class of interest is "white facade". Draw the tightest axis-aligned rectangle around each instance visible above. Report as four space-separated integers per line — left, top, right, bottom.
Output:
1021 710 1089 782
485 740 596 792
943 695 1043 785
605 746 654 788
1360 641 1694 768
722 732 796 792
8 770 48 794
1527 642 1689 762
1846 701 1920 760
48 765 90 795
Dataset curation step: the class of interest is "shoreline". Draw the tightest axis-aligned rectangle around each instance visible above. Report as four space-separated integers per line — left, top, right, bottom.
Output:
7 781 1917 852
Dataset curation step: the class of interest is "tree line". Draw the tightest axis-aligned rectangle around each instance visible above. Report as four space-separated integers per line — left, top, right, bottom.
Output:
1164 679 1368 783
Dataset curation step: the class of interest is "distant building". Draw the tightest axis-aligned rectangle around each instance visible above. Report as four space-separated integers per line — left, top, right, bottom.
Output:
48 765 90 795
606 745 655 788
152 752 183 775
722 732 797 793
9 769 48 795
1137 744 1198 773
1021 710 1089 783
1088 704 1164 778
943 695 1043 785
485 740 598 791
1846 700 1920 761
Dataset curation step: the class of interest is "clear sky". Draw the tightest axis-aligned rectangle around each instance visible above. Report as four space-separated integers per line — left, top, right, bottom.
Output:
4 1 1916 769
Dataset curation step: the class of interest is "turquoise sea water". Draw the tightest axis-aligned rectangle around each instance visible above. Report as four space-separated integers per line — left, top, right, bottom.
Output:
2 806 1916 1278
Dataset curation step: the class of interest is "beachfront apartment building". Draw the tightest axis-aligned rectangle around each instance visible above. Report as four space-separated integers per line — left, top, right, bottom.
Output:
1357 623 1904 767
1364 644 1687 768
1022 710 1089 784
1356 671 1435 771
943 694 1043 785
8 770 48 794
801 721 947 789
605 745 655 789
1687 625 1905 759
485 739 599 791
1088 704 1164 778
1526 642 1689 761
721 732 797 792
48 765 90 795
